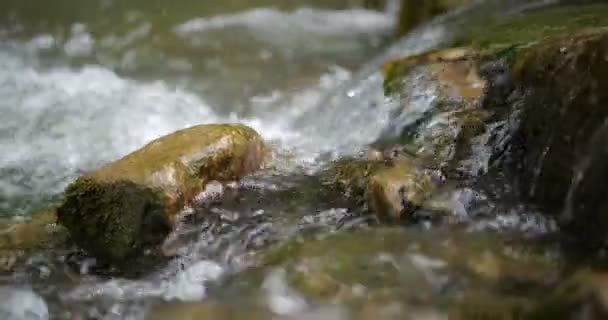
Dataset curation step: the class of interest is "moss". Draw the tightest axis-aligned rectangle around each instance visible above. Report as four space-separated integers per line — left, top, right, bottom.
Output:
367 158 436 222
457 5 608 49
258 228 413 299
321 158 388 204
256 227 560 303
58 178 169 263
382 47 475 97
449 292 530 320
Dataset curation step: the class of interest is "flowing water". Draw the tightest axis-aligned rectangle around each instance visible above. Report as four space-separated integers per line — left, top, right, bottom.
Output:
0 1 568 319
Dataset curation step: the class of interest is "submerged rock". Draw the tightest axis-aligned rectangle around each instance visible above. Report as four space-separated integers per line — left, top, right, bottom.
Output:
0 208 67 272
146 302 269 320
57 123 265 264
248 227 558 309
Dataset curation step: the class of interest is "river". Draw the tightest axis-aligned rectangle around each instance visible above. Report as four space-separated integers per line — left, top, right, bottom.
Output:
0 1 565 319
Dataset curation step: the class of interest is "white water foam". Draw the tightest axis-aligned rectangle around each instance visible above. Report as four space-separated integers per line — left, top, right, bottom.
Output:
175 7 395 55
63 260 224 303
0 287 48 320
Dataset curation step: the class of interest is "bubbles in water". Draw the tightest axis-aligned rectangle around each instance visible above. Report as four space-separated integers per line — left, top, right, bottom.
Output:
0 48 219 213
63 260 224 303
163 260 224 302
262 268 308 316
64 23 95 57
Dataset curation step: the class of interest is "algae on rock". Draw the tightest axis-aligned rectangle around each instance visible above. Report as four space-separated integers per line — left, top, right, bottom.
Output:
380 47 491 179
322 155 445 223
58 123 266 264
252 227 559 308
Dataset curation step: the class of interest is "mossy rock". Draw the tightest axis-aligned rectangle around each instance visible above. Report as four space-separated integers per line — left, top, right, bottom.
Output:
495 31 608 253
254 227 559 304
380 47 491 177
367 158 438 222
322 156 443 222
321 158 388 205
384 3 608 254
0 207 68 272
523 270 608 319
456 4 608 51
146 302 270 320
57 123 265 264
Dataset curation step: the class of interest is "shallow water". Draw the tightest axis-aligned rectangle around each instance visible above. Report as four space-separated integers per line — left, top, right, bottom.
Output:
0 0 568 319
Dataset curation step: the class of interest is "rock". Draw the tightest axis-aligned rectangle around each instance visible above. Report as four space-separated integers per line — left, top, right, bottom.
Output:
146 302 268 320
250 227 558 306
448 292 530 320
367 158 438 223
524 270 608 319
57 123 265 264
458 5 608 253
509 32 608 253
0 208 67 272
322 156 445 223
383 4 608 254
380 47 491 177
322 158 388 206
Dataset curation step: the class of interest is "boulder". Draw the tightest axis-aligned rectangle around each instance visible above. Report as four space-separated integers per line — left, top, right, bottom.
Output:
463 5 608 253
57 123 265 264
382 4 608 253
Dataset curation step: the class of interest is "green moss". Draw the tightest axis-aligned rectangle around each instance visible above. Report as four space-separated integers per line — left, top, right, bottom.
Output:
58 178 169 263
449 293 530 320
457 5 608 49
256 227 560 303
258 228 412 299
321 158 388 203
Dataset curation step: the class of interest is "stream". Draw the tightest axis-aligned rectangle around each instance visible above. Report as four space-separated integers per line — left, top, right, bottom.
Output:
0 1 567 319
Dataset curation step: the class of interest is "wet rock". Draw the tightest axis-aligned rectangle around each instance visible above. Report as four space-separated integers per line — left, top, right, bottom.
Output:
380 48 491 178
367 158 438 223
322 156 445 223
471 10 608 253
57 123 265 264
448 292 530 320
146 302 269 320
384 4 608 254
0 208 68 272
523 270 608 319
253 227 558 306
322 158 388 206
